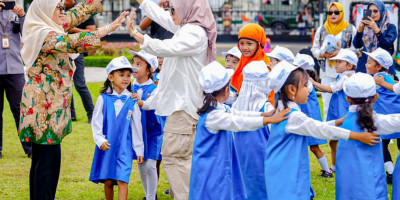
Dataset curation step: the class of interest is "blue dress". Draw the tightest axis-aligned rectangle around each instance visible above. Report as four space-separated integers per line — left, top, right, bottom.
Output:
89 94 137 184
299 85 327 146
326 75 350 121
393 154 400 199
132 83 164 160
189 107 246 200
373 73 400 139
234 101 269 200
336 111 387 200
265 109 311 200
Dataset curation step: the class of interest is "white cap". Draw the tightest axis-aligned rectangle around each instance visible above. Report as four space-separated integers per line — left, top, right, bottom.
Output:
243 61 269 81
363 48 393 69
130 50 159 72
106 56 134 74
330 49 358 66
199 61 233 94
267 60 298 92
343 73 376 98
266 45 295 63
222 46 242 60
293 53 315 71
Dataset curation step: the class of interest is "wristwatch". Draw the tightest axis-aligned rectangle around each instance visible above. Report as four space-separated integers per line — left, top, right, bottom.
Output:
130 29 138 37
375 30 382 36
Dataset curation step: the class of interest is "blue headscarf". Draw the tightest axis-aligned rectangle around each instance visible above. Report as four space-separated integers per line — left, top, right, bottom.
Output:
362 0 391 52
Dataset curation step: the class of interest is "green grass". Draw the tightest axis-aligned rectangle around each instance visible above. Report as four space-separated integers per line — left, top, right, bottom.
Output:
0 82 398 199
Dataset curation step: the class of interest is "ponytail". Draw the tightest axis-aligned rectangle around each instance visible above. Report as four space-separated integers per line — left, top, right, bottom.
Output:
100 79 113 94
350 96 377 132
197 83 230 115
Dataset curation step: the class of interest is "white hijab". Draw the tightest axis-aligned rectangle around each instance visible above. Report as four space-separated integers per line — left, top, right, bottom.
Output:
21 0 72 68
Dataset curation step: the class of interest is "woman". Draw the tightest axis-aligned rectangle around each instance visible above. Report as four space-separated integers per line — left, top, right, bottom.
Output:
18 0 127 199
353 0 397 74
126 0 217 199
311 2 357 177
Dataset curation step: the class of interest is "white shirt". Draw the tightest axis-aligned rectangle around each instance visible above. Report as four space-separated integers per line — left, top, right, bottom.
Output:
393 83 400 95
329 70 355 93
140 0 208 120
279 101 351 140
205 102 264 134
311 25 358 79
133 79 156 111
91 89 144 157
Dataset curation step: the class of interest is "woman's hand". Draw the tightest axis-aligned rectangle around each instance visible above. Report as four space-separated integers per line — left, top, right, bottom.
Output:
126 8 137 36
109 11 129 32
12 3 25 17
362 17 380 33
137 156 144 164
357 21 366 32
100 141 111 151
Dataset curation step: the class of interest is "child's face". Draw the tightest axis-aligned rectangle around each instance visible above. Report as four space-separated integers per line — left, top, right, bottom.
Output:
239 39 258 57
225 55 239 70
108 69 132 93
158 57 164 70
335 60 352 73
132 56 150 81
290 73 310 105
220 86 230 103
269 58 280 69
366 57 381 74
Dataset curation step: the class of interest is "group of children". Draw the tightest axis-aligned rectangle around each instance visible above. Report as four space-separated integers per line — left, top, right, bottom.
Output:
86 22 400 200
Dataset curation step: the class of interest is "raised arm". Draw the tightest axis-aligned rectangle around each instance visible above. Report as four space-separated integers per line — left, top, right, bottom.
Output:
310 77 333 93
63 0 103 32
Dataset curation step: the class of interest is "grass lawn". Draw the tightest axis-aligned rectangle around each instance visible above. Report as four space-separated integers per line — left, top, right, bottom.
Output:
0 82 398 199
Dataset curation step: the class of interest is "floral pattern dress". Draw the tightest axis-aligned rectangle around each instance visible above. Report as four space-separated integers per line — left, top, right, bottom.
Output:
19 0 103 145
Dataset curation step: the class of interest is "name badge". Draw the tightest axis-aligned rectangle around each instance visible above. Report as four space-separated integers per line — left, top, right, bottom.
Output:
2 35 10 49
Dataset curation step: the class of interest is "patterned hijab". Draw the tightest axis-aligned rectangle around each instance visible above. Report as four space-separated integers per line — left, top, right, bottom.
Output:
323 2 350 36
362 0 391 52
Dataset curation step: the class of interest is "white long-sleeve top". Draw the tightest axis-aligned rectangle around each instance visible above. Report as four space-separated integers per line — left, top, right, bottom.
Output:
280 101 350 140
311 25 357 79
139 0 208 120
205 102 264 134
91 89 144 157
393 83 400 95
133 79 156 111
329 70 355 93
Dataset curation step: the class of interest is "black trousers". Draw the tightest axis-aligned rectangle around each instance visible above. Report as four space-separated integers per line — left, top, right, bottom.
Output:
382 139 400 163
0 74 31 154
30 143 61 200
70 54 94 120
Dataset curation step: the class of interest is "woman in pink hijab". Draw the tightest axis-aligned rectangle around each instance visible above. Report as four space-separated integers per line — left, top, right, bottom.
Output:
126 0 217 200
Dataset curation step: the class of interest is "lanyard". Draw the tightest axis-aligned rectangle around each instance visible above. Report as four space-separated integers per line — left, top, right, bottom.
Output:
0 11 12 33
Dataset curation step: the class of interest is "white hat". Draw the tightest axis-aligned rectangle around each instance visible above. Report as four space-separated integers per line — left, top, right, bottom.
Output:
199 61 233 94
243 61 269 81
343 73 376 98
330 49 358 66
222 46 242 60
130 50 159 72
267 60 298 92
266 45 295 63
293 53 315 71
363 48 393 69
106 56 135 74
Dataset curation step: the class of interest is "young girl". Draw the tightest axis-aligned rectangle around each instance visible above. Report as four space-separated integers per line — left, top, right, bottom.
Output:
365 47 400 184
189 61 290 200
310 48 358 172
336 72 400 199
266 45 295 68
232 61 273 200
130 50 163 200
89 56 144 200
264 60 379 199
223 46 242 106
294 53 332 178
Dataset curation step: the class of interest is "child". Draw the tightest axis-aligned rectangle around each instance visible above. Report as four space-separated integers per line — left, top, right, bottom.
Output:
264 60 379 200
266 45 295 68
294 53 332 178
336 72 400 199
232 61 273 200
223 46 242 106
310 48 358 172
89 56 144 200
365 47 400 184
130 50 163 200
153 56 164 85
189 61 290 200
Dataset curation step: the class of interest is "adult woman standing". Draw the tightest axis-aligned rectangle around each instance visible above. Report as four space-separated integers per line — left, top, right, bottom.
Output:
18 0 127 199
126 0 216 199
311 2 357 175
353 0 397 74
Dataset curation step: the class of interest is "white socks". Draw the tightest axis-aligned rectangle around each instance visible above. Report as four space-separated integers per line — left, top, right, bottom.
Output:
318 155 330 172
138 159 158 200
385 161 394 174
330 165 336 172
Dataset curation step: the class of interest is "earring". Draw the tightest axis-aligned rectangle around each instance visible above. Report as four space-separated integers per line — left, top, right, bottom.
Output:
292 96 295 99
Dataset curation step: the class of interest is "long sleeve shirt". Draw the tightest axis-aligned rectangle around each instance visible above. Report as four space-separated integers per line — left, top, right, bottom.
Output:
91 89 144 157
393 83 400 95
329 70 355 93
133 79 155 111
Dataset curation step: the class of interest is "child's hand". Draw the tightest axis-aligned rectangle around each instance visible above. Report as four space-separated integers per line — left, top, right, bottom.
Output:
335 116 346 126
131 93 141 101
349 131 380 146
100 141 111 151
137 156 144 164
263 108 291 125
261 109 276 117
374 74 385 86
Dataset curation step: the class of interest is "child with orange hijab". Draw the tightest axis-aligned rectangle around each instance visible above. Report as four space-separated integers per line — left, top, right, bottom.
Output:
231 23 274 105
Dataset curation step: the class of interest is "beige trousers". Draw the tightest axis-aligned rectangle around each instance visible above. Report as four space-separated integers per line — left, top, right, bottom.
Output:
161 111 197 200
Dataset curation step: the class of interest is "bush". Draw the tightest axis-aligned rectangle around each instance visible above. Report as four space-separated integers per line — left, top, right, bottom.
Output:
84 55 134 67
87 41 140 57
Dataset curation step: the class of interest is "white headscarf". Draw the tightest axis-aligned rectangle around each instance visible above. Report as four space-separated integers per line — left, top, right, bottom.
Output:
21 0 71 68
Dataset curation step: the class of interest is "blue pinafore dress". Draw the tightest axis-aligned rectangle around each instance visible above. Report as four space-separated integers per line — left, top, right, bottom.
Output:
326 75 350 121
393 154 400 199
89 94 137 184
336 111 387 200
234 101 270 200
189 107 246 200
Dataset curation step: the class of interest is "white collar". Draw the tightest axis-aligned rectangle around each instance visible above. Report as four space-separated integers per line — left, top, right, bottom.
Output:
349 105 358 112
107 88 131 96
133 79 153 86
216 102 229 111
277 100 300 111
339 70 355 78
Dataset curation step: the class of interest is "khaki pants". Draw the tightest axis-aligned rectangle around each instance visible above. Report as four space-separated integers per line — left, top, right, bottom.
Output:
161 111 197 200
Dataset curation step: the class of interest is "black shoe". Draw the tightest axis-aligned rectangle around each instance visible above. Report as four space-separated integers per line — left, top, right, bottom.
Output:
387 172 393 184
87 118 92 124
163 189 169 195
320 170 333 178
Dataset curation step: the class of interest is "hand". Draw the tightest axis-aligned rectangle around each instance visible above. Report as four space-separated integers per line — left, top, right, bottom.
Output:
158 0 167 7
137 156 144 164
263 108 291 125
131 93 141 101
100 141 111 151
358 21 366 32
363 17 379 33
0 2 4 12
12 4 25 17
335 116 346 126
109 11 129 32
374 74 385 86
350 132 380 146
126 8 137 36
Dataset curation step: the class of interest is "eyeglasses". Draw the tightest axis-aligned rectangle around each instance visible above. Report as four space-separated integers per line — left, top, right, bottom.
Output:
170 7 175 15
56 4 66 13
327 11 342 15
369 9 379 14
